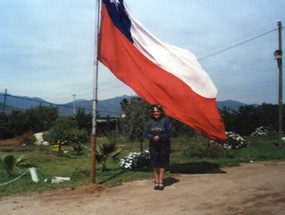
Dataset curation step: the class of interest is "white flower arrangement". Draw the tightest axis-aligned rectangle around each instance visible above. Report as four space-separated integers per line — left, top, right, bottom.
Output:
250 126 269 137
223 131 248 150
119 150 151 170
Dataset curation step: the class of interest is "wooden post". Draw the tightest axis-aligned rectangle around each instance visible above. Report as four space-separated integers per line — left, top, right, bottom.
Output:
277 21 283 148
90 0 102 183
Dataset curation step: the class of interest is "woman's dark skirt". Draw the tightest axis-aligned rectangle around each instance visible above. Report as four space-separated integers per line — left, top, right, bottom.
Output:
149 142 170 168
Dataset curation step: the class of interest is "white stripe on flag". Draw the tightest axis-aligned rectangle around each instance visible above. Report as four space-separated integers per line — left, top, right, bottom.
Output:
125 6 217 99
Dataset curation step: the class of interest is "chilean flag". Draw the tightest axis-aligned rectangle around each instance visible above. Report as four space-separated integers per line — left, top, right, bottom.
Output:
98 0 226 143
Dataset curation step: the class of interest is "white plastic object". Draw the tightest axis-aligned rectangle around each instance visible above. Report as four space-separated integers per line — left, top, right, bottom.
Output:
29 167 39 183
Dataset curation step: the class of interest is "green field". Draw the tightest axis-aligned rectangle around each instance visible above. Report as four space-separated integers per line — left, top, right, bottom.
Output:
1 134 284 198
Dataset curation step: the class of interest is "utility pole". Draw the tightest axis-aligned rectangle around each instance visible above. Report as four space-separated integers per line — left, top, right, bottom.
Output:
273 21 283 147
72 94 76 115
2 89 7 113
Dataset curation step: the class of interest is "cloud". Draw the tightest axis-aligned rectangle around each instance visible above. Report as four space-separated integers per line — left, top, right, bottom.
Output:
0 0 284 104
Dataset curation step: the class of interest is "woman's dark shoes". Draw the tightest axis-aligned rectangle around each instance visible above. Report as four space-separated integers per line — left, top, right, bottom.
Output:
154 181 164 190
154 182 159 190
158 182 164 191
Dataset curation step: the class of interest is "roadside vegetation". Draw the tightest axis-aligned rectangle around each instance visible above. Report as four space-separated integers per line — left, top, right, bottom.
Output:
0 98 284 198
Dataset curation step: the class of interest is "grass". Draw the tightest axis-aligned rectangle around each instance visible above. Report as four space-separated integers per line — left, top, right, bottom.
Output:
1 135 285 198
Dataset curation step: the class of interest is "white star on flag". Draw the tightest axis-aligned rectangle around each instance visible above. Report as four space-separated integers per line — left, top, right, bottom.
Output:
110 0 120 9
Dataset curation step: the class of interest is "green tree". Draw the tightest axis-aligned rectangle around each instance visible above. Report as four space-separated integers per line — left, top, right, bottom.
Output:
74 108 92 135
7 111 30 137
47 116 78 143
0 112 11 138
259 103 281 131
218 103 284 135
220 107 237 132
25 105 58 132
69 128 89 155
121 97 150 151
48 116 89 154
170 118 195 137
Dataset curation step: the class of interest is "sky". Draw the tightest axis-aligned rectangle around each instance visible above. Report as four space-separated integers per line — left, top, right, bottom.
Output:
0 0 284 105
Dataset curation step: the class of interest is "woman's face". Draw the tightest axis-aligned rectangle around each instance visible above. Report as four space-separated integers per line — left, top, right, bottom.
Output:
152 107 161 119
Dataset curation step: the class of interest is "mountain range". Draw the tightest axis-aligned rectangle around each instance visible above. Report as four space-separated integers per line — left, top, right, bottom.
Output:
0 93 252 117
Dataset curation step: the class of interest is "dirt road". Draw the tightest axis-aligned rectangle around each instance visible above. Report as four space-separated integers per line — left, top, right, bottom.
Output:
1 161 285 215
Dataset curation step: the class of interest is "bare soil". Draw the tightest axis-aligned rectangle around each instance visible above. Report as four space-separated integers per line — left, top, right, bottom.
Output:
1 161 285 215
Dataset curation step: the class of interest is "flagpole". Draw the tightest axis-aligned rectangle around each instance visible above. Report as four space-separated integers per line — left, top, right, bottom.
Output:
90 0 102 184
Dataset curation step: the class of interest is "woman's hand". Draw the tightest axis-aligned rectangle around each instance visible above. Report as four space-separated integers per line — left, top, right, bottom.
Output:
154 135 160 142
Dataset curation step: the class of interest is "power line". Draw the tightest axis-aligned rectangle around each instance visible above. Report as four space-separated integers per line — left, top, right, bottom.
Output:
197 22 278 56
0 94 121 115
198 28 277 60
4 94 72 108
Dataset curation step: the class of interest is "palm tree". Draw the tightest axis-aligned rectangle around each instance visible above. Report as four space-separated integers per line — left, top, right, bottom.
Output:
1 155 16 176
96 142 121 172
0 154 29 177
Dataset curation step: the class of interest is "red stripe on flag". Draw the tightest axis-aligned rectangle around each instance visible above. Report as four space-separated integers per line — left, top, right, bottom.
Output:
99 4 226 143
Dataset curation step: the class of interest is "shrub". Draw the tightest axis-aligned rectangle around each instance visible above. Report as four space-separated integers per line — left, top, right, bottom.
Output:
0 154 16 176
47 117 77 144
0 154 32 176
69 129 89 144
96 143 121 171
17 131 36 145
47 117 89 153
185 141 224 158
120 150 151 170
69 129 89 155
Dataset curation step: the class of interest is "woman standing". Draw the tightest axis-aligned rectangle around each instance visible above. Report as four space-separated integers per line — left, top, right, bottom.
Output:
145 104 171 191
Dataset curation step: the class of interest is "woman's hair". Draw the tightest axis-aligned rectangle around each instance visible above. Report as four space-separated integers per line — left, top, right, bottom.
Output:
150 104 165 118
